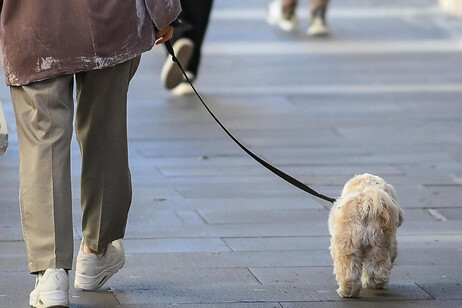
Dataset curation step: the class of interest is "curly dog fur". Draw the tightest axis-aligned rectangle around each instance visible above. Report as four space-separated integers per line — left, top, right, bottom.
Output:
329 173 404 297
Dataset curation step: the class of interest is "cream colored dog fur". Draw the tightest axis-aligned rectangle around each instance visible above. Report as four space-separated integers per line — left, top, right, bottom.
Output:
328 173 404 297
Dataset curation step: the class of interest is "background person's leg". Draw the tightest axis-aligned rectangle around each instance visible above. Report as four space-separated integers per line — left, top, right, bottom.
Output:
310 0 329 13
308 0 330 35
282 0 298 19
267 0 299 32
175 0 214 77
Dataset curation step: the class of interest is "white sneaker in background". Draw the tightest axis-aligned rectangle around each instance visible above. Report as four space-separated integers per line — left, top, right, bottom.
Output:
172 82 194 96
171 71 195 96
308 11 329 36
266 0 298 32
161 38 194 89
74 239 125 291
29 268 69 308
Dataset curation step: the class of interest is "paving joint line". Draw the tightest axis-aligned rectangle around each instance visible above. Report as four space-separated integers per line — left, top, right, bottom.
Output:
426 209 448 221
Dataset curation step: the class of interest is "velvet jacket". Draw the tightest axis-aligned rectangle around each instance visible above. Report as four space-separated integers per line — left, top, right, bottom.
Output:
0 0 181 86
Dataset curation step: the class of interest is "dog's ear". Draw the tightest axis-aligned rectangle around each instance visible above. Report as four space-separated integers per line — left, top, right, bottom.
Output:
384 183 398 203
382 182 403 227
397 208 404 227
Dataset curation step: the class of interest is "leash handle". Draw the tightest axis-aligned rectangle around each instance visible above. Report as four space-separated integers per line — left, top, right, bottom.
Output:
164 41 336 204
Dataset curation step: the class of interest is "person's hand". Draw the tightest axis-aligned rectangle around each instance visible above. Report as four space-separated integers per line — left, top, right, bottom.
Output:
155 25 174 45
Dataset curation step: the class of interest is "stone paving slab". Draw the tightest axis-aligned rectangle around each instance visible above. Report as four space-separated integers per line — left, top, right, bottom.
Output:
196 55 462 92
0 241 27 272
184 198 324 210
121 220 462 239
0 244 329 271
398 220 462 235
111 283 431 305
399 161 462 186
158 164 403 177
394 247 461 266
124 222 331 239
174 183 320 199
250 264 462 286
1 0 462 307
262 149 454 166
223 237 331 252
128 196 326 211
0 272 121 308
122 304 282 308
136 140 242 158
174 210 208 225
417 281 462 300
119 251 334 269
437 208 462 219
250 267 336 286
222 233 460 252
123 238 230 254
110 268 261 289
197 209 329 224
126 209 183 227
68 290 121 308
129 122 226 141
281 300 462 308
128 156 257 168
421 185 462 209
198 207 433 225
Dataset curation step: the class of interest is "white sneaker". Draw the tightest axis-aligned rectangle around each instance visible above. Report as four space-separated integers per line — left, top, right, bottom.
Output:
266 0 298 32
74 239 125 290
308 14 329 36
161 38 194 89
171 71 195 96
29 268 69 308
172 82 194 96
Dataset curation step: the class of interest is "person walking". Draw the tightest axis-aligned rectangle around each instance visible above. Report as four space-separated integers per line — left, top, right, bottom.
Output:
0 1 180 307
266 0 330 36
161 0 214 96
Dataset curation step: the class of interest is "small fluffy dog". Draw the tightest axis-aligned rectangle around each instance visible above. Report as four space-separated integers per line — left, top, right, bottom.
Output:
328 173 404 298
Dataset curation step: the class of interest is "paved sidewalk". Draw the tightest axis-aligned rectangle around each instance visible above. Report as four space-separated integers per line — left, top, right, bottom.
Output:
1 0 462 307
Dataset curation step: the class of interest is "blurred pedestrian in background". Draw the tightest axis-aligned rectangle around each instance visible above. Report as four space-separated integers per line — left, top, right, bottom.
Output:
161 0 214 96
267 0 330 36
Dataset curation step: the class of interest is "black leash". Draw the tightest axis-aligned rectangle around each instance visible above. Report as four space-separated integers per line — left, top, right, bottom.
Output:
164 41 336 204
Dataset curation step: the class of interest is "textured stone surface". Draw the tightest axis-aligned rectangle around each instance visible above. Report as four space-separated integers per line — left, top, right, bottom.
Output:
1 0 462 307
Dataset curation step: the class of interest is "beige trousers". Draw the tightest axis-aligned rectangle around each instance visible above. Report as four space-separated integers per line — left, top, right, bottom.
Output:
282 0 330 18
11 56 140 273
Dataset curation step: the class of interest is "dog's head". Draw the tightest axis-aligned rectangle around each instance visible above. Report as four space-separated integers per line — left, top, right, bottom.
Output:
342 173 396 199
341 173 403 227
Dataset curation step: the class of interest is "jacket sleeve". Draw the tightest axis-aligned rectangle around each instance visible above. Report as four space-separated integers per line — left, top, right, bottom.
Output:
144 0 182 30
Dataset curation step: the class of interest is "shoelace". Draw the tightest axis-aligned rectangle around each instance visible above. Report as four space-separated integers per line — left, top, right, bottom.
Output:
164 41 336 204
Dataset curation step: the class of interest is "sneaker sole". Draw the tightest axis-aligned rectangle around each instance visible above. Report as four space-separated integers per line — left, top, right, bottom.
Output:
307 27 329 36
161 39 194 89
278 19 297 32
74 258 125 291
30 290 69 308
266 13 298 32
172 82 194 96
265 8 278 26
266 2 297 32
308 17 329 36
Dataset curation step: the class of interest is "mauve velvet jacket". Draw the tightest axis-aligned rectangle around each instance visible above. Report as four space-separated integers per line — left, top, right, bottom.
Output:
0 0 181 86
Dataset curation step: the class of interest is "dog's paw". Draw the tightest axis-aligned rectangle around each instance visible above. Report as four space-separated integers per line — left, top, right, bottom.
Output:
337 287 360 298
362 277 388 289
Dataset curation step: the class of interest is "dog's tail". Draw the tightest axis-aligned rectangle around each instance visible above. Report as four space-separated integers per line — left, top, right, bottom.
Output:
359 188 401 233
